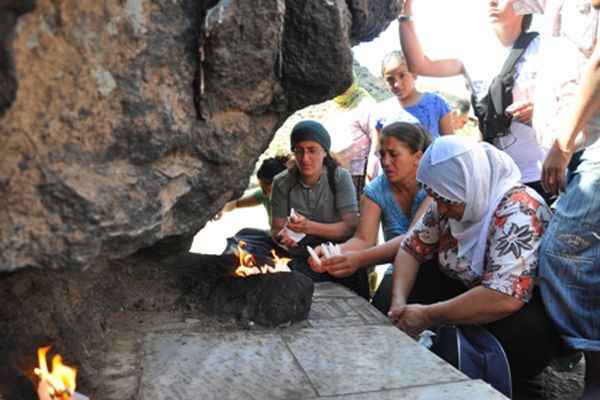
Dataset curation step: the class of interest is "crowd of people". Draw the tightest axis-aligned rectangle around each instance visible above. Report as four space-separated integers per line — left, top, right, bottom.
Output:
218 1 599 398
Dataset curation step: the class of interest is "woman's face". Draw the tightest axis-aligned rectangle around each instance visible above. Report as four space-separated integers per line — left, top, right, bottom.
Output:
379 136 422 184
426 189 466 221
487 0 520 29
452 110 469 130
382 59 417 101
292 140 326 178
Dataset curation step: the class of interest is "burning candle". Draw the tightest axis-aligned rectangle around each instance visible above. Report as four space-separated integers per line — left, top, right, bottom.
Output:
34 345 77 400
234 242 291 277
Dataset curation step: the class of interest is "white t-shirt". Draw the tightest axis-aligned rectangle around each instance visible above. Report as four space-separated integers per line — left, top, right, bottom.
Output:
326 96 376 175
369 97 420 132
513 0 600 155
464 35 547 184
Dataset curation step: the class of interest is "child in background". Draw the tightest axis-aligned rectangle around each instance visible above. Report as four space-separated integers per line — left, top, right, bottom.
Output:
376 50 454 140
220 155 291 258
215 155 291 225
451 98 471 131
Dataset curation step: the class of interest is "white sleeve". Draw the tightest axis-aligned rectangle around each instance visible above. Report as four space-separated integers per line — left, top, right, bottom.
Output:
512 0 545 15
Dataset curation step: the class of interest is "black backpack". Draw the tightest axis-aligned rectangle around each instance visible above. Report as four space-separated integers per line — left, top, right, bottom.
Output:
471 31 539 143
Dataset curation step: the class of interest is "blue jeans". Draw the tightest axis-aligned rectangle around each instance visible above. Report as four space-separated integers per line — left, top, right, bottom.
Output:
539 152 600 351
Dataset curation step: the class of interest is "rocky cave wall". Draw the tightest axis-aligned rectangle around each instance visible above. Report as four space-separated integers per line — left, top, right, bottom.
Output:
0 0 402 273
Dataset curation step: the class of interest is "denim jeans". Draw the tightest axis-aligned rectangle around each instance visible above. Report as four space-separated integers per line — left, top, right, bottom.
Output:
539 151 600 351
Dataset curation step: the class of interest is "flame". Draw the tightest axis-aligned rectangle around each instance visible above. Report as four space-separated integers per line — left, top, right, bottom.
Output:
234 242 291 277
34 345 77 400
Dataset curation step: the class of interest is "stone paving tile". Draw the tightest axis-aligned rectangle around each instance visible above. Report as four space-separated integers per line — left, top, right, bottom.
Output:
282 325 467 398
308 297 388 328
308 298 366 328
313 282 358 298
345 297 389 324
306 380 507 399
137 331 318 399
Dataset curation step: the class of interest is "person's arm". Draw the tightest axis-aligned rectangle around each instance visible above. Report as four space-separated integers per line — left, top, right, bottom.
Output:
542 38 600 194
269 175 290 244
399 0 464 77
439 111 455 135
339 196 382 252
366 127 381 182
287 211 358 241
354 194 433 268
270 216 293 246
323 195 432 278
391 286 524 338
213 190 262 220
226 190 261 210
388 248 421 316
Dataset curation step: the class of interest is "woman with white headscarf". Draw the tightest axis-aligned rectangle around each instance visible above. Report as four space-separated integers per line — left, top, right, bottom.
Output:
388 136 559 397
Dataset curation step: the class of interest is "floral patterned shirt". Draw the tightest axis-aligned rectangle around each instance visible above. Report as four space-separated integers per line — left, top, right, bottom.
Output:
400 186 552 302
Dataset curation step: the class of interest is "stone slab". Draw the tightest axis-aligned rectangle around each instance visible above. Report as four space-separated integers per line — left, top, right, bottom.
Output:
313 282 359 298
308 296 388 328
308 380 507 399
137 331 317 399
98 281 506 399
282 325 468 397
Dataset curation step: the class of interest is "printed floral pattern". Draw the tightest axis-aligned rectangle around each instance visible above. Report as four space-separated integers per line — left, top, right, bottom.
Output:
401 186 552 301
495 223 533 258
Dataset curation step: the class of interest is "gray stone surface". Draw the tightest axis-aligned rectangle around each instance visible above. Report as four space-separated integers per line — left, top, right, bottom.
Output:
310 380 507 399
283 325 466 397
91 282 505 399
139 332 318 399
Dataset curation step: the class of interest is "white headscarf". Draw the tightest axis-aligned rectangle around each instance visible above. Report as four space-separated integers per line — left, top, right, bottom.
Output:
416 136 521 275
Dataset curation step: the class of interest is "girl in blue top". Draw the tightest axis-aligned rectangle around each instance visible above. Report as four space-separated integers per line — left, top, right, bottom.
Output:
309 122 432 313
379 50 454 140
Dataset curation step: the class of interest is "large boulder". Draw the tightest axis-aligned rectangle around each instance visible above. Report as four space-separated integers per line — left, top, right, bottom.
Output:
0 0 402 272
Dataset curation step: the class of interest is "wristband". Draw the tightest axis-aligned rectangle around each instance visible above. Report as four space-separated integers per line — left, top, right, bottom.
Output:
398 15 413 22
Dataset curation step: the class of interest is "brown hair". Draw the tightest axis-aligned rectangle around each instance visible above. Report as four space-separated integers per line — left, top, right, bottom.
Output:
380 122 432 153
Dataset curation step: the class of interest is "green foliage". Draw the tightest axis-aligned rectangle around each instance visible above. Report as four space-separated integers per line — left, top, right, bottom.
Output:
352 60 390 102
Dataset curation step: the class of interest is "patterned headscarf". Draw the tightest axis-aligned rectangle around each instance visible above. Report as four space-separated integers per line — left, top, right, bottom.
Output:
416 136 521 275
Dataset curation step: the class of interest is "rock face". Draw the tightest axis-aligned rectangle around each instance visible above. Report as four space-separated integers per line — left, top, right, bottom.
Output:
0 0 401 272
208 270 314 327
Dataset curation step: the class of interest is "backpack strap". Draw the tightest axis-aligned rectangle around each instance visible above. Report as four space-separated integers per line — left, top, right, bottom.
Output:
499 31 539 76
489 31 539 116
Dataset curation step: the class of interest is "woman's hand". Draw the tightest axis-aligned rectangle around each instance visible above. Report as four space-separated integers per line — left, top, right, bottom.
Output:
308 245 328 273
389 303 432 339
387 296 406 324
276 228 298 248
287 212 309 233
321 251 363 278
541 139 573 195
506 100 534 125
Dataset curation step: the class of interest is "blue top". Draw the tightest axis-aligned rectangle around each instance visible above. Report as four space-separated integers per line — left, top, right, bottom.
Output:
403 92 451 139
363 174 428 242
